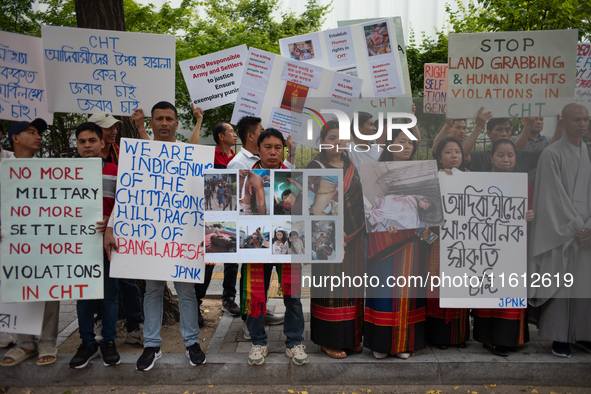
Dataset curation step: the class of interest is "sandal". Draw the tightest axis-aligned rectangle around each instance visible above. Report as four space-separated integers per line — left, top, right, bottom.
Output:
37 347 58 366
1 347 37 366
321 346 347 359
346 344 364 353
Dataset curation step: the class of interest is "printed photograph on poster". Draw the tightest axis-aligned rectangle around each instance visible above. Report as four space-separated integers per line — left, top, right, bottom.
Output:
239 169 270 215
308 174 339 216
204 173 237 212
337 66 359 77
363 20 392 58
239 222 271 250
280 81 309 114
273 171 304 215
360 161 444 232
311 220 336 261
271 223 292 255
205 222 237 254
287 220 306 255
288 40 316 61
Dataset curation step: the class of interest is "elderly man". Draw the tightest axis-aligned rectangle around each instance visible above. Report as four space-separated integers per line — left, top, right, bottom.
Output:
529 103 591 358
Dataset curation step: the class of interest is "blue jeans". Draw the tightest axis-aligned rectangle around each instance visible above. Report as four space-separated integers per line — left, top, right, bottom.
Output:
247 294 304 348
143 280 200 348
77 255 118 345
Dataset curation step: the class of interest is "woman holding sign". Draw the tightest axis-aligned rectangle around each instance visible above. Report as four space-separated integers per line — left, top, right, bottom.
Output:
426 137 470 349
473 139 533 357
364 129 427 359
307 121 366 359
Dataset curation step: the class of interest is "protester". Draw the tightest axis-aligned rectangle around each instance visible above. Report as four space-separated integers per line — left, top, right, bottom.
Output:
425 137 470 350
364 128 426 360
243 128 308 366
307 121 365 359
510 117 548 152
529 103 591 358
472 139 533 357
104 102 205 371
68 122 120 369
88 111 123 165
212 121 237 168
1 119 61 367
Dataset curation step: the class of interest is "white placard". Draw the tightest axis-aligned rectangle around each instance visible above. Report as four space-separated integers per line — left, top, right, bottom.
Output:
447 29 578 118
41 25 175 116
1 159 104 302
0 283 44 335
575 41 591 111
231 48 363 149
281 17 405 100
179 45 248 111
110 139 214 283
438 172 528 308
0 31 53 123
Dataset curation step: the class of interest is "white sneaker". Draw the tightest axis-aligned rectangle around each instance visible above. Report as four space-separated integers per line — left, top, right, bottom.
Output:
248 344 268 366
373 351 388 359
286 344 309 365
242 322 251 340
0 332 14 348
395 352 411 359
125 324 144 345
94 320 103 342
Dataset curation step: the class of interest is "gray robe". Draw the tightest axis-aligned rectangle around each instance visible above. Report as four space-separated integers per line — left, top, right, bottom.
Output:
528 133 591 342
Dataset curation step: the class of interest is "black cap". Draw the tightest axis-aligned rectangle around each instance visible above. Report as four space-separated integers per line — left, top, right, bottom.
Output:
7 119 47 148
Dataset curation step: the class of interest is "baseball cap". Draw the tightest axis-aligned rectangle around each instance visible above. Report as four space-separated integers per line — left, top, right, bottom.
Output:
7 119 47 148
88 112 121 128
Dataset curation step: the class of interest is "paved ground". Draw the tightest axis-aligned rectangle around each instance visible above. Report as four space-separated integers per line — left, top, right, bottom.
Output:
2 264 591 388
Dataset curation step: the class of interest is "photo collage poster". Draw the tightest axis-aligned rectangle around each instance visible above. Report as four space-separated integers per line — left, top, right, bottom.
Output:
203 169 343 264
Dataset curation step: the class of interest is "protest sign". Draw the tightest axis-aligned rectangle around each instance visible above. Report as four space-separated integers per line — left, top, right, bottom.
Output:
41 25 175 116
280 17 405 100
110 139 214 283
447 30 578 118
1 158 103 302
0 31 53 123
179 45 248 111
438 172 528 308
231 47 362 149
203 169 343 264
0 282 44 335
575 41 591 111
423 63 447 114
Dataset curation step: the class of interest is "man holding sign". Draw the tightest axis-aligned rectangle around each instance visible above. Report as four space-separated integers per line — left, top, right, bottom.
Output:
105 102 206 371
1 119 60 367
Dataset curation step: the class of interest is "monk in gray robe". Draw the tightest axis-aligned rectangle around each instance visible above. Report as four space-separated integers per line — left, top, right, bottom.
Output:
529 103 591 358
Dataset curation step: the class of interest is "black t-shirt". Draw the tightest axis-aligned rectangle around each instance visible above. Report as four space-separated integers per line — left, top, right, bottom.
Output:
468 150 542 173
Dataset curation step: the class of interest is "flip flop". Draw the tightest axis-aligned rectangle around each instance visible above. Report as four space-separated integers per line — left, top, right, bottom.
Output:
321 346 347 359
1 347 37 366
37 347 58 366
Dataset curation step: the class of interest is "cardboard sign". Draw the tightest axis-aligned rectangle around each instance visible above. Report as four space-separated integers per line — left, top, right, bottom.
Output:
1 158 104 302
447 30 578 118
575 41 591 111
179 45 248 111
0 282 44 335
438 172 528 308
110 139 214 283
41 25 175 116
423 63 447 114
0 31 53 123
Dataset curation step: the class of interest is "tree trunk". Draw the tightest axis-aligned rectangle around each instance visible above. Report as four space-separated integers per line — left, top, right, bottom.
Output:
75 0 180 325
74 0 143 141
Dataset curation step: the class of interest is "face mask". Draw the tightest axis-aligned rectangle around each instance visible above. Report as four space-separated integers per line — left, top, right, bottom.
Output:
492 163 514 172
